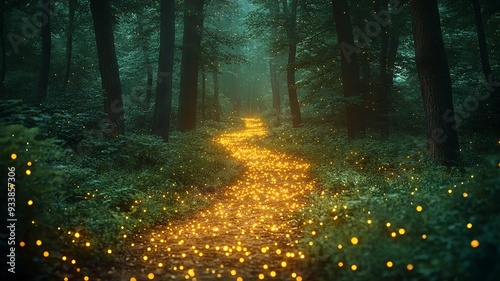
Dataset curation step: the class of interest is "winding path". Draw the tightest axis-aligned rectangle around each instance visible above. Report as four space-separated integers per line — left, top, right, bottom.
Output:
113 118 314 281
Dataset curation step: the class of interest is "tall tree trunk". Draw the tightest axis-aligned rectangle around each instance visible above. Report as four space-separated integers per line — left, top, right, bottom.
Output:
269 0 280 119
0 0 6 96
153 0 175 141
178 0 205 132
213 68 220 121
332 0 365 139
284 0 302 128
470 0 500 129
36 0 51 102
201 69 206 121
63 0 76 89
234 63 241 116
90 0 124 136
146 66 153 106
410 0 459 165
386 32 399 88
377 0 390 138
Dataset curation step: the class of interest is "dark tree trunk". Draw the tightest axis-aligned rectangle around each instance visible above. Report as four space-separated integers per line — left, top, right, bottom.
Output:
377 0 390 138
332 0 365 139
36 0 52 102
201 69 206 121
471 0 500 129
270 61 280 118
213 69 220 121
269 0 280 119
284 0 302 128
90 0 124 136
146 66 153 106
234 63 241 116
153 0 175 141
410 0 460 165
0 0 6 95
178 0 205 132
63 0 76 88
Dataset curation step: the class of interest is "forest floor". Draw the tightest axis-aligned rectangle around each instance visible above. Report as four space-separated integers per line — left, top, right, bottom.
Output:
93 118 314 281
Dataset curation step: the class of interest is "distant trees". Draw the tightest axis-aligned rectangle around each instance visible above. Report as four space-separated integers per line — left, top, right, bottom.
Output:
90 0 124 136
410 0 460 165
153 0 176 141
178 0 205 132
63 0 76 88
36 0 52 102
331 0 365 139
283 0 303 128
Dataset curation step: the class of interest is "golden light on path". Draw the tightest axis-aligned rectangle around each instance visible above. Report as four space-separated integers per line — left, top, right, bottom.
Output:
116 118 314 280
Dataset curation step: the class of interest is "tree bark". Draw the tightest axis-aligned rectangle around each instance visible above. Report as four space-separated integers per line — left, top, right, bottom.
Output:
146 66 153 106
269 0 280 119
63 0 76 89
470 0 500 129
377 0 390 138
153 0 175 141
213 68 220 121
332 0 365 139
36 0 52 102
410 0 460 165
0 0 6 96
178 0 205 132
90 0 125 136
284 0 302 128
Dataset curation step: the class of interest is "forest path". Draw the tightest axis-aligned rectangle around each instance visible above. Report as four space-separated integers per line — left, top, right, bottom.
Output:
110 118 314 281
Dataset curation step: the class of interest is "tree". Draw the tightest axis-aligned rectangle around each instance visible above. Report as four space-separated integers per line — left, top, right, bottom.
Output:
376 0 391 138
213 67 220 121
470 0 500 131
268 0 281 119
36 0 52 102
178 0 205 132
152 0 175 141
331 0 365 139
410 0 459 165
90 0 124 136
63 0 77 89
283 0 303 128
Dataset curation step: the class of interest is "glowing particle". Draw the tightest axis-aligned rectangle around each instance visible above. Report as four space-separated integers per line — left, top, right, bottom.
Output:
85 242 91 247
230 270 237 276
462 192 468 198
398 228 405 235
28 200 34 206
188 269 195 277
338 262 344 267
147 273 154 279
43 251 49 257
296 277 302 281
26 170 31 175
281 261 287 267
11 154 17 160
407 264 414 270
270 271 276 277
84 276 89 281
236 277 243 281
367 219 372 224
74 232 80 238
351 237 359 245
130 278 137 281
258 274 264 280
471 240 479 248
20 241 25 247
351 264 357 271
143 256 148 261
386 261 393 268
422 234 427 239
467 223 472 229
386 222 391 227
36 240 42 246
107 249 112 254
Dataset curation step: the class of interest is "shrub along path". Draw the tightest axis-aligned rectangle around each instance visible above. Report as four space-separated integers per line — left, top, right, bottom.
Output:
100 118 315 281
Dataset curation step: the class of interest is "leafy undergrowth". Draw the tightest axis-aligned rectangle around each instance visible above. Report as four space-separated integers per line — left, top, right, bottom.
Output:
0 118 244 280
261 116 500 281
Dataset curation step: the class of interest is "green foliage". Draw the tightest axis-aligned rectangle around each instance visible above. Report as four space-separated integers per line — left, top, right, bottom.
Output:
262 117 500 281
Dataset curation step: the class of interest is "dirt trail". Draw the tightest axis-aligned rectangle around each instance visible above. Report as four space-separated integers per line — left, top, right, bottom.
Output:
107 118 314 281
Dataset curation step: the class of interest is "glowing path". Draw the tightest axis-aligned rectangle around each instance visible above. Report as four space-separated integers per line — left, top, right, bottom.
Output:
120 118 314 281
